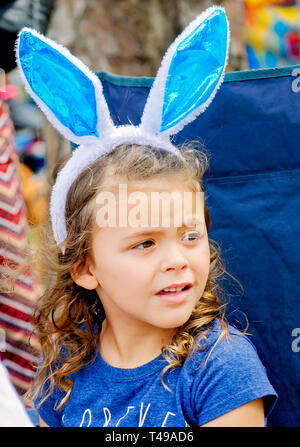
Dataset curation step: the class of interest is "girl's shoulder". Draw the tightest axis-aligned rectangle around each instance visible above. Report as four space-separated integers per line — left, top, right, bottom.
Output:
179 318 278 425
191 318 260 362
188 318 265 369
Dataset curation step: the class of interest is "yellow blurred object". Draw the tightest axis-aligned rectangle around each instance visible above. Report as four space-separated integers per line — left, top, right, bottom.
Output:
18 163 49 226
246 0 296 6
245 0 300 68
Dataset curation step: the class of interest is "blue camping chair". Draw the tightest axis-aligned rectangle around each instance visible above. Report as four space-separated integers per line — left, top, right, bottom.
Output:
86 66 299 427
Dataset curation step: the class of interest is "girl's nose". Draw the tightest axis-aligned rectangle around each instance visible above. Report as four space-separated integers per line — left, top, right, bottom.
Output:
164 262 188 272
160 249 188 272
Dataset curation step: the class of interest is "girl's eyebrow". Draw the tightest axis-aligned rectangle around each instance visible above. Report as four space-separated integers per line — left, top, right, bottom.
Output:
121 219 205 242
121 228 163 242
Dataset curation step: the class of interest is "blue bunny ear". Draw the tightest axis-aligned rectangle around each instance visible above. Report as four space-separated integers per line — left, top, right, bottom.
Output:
16 28 114 146
140 7 229 137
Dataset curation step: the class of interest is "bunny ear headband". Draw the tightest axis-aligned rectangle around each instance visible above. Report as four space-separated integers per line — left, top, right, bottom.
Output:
15 6 229 251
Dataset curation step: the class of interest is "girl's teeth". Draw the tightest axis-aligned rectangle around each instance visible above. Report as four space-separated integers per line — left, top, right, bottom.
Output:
163 287 183 292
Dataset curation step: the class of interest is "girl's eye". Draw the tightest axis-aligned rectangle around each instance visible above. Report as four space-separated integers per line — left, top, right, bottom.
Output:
133 240 154 250
132 232 202 249
182 231 202 242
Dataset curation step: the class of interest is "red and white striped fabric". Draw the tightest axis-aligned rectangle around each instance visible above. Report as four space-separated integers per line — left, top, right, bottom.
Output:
0 97 40 400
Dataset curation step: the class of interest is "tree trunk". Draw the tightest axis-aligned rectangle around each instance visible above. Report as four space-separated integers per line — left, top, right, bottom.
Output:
48 0 246 76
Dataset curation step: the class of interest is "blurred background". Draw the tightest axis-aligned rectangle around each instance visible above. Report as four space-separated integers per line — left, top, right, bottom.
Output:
0 0 300 408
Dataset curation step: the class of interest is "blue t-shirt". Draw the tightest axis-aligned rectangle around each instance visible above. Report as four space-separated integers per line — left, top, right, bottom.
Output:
34 319 278 427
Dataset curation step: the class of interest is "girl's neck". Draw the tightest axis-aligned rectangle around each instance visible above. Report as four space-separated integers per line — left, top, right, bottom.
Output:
98 319 175 369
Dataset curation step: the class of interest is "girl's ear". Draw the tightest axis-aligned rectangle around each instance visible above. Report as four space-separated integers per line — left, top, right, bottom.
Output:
140 6 229 137
16 28 114 146
70 259 99 290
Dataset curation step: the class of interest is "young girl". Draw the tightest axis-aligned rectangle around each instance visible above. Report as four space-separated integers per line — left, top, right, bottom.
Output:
16 7 278 427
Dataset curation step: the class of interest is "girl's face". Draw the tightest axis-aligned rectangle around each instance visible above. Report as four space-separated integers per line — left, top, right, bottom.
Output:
88 178 211 332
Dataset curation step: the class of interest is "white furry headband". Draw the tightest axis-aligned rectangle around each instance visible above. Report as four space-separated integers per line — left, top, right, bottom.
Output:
16 6 229 250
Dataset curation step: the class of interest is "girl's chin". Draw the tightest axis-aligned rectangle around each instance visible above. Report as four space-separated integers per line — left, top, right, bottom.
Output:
152 311 193 330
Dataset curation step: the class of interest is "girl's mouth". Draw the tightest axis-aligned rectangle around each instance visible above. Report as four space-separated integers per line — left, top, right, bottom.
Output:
155 284 192 304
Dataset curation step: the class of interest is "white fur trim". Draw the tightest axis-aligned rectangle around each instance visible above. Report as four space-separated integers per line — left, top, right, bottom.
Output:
140 6 229 137
50 142 106 249
101 126 181 155
15 27 114 145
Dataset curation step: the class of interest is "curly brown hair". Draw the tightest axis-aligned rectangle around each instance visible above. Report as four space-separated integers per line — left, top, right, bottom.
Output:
27 142 244 409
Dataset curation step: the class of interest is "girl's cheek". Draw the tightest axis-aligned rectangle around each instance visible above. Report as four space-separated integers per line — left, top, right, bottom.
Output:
198 261 210 280
196 249 211 278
